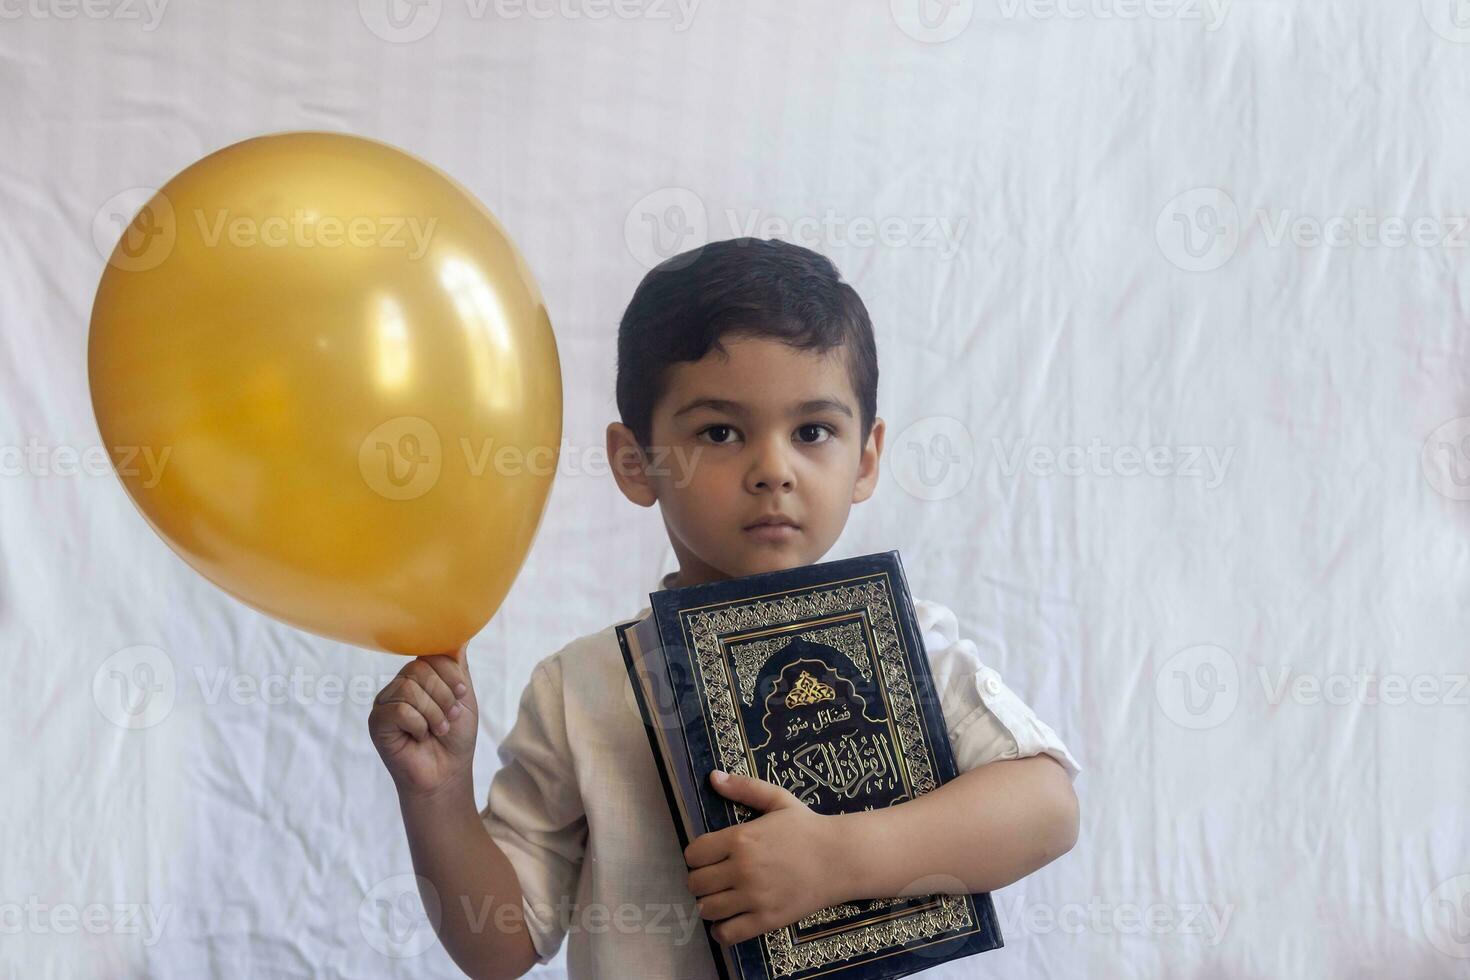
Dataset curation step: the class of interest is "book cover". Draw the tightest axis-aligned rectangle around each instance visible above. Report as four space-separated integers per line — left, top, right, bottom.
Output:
616 550 1004 980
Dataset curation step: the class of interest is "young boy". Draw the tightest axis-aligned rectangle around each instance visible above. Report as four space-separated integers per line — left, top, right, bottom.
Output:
368 238 1082 980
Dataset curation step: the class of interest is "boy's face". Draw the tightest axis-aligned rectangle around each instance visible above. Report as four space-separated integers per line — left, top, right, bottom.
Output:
607 332 884 589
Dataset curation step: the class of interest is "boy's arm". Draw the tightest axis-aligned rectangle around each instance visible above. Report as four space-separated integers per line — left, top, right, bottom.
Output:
858 597 1081 895
832 754 1079 900
688 602 1080 945
400 781 540 980
369 647 550 980
687 754 1078 947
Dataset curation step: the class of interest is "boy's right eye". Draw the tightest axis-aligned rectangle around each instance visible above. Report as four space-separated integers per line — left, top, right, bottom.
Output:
697 424 739 445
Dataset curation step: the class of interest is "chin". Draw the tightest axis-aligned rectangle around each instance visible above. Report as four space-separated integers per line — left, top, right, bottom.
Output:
739 551 809 575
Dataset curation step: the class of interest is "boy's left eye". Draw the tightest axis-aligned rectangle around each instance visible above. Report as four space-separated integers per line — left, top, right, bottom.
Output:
796 423 834 445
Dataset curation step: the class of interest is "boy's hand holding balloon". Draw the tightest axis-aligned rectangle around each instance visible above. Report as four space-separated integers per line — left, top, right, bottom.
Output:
368 647 479 801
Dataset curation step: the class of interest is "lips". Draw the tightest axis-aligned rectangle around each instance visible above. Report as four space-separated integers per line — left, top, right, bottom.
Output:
745 516 798 530
744 515 800 542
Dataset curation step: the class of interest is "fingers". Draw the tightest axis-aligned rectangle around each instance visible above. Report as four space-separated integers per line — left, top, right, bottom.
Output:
369 698 431 742
408 658 460 717
686 862 735 898
708 770 795 812
374 668 452 739
710 911 765 947
422 647 472 701
683 827 735 868
695 888 753 923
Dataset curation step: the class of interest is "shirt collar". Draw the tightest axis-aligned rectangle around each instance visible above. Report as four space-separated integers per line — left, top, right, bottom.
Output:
631 569 677 622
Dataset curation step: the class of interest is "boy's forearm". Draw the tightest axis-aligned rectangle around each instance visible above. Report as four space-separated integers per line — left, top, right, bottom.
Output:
398 780 539 980
830 755 1079 901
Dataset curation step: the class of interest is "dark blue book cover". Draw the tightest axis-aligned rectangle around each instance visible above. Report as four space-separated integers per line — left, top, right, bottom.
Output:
616 549 1004 980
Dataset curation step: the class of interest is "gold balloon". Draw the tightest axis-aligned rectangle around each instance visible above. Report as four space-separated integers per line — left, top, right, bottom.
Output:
88 132 562 656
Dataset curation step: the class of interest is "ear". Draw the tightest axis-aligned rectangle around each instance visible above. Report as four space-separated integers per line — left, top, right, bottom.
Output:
852 416 884 504
607 421 659 507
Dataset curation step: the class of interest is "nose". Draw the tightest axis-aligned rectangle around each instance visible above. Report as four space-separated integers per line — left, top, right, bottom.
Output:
745 432 797 494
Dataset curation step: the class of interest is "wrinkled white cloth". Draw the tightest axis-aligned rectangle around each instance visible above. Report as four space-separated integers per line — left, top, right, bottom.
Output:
480 570 1081 979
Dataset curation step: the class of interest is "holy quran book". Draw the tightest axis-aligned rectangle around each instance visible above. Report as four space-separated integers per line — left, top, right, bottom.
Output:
616 550 1003 980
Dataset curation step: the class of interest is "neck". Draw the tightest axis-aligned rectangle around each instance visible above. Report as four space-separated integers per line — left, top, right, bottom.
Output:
664 568 730 590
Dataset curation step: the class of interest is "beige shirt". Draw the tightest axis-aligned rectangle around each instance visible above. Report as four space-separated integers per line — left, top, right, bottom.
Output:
480 570 1081 979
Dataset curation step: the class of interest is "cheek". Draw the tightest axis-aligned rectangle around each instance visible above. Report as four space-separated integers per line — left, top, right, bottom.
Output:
664 457 733 512
810 467 858 513
668 450 716 498
654 441 712 490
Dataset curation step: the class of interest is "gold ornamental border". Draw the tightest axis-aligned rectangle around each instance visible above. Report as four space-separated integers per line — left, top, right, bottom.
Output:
677 574 980 978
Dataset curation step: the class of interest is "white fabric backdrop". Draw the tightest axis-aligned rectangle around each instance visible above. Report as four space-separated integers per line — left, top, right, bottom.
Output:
3 1 1469 976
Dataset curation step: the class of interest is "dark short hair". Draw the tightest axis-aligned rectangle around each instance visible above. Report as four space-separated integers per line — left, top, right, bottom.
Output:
615 237 878 453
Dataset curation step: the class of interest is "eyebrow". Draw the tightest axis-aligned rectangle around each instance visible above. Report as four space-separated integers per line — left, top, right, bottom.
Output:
671 396 855 420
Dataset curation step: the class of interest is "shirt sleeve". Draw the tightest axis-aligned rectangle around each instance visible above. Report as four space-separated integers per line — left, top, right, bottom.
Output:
914 598 1082 780
479 651 587 965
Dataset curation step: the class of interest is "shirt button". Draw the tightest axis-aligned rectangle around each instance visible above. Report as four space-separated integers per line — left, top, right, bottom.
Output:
983 674 1002 696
